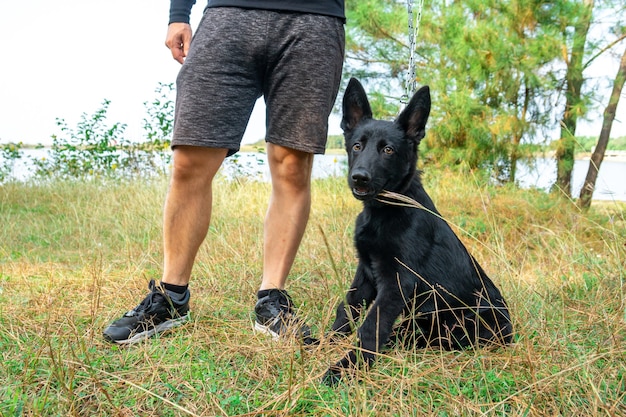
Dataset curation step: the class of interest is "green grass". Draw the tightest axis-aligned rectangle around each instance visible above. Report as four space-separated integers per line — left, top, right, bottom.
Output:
1 170 625 416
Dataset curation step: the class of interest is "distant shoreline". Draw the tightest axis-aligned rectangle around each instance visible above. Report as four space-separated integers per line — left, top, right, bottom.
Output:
574 151 626 162
244 146 626 160
541 150 626 162
11 143 626 161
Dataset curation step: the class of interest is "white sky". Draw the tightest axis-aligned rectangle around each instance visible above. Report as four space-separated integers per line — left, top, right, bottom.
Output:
0 0 294 146
0 1 623 146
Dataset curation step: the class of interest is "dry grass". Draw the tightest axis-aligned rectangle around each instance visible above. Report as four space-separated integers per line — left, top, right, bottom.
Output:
0 170 624 416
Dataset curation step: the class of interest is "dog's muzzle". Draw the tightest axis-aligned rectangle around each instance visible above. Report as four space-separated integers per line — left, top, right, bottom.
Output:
350 169 376 200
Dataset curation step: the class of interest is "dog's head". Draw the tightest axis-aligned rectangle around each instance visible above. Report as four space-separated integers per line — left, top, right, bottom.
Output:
341 77 431 202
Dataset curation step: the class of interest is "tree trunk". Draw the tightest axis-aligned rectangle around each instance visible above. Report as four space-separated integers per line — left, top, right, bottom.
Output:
578 46 626 209
510 79 532 183
555 0 594 197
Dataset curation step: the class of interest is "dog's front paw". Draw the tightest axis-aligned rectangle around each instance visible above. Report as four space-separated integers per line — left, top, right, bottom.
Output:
322 366 343 386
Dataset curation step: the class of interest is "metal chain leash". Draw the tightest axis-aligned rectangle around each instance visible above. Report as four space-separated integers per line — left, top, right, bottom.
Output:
402 0 424 108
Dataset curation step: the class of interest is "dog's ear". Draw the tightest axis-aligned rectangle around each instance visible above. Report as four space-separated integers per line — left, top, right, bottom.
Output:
341 78 373 133
396 86 431 141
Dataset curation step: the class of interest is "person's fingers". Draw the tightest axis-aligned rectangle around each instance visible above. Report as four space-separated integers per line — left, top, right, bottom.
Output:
165 23 192 65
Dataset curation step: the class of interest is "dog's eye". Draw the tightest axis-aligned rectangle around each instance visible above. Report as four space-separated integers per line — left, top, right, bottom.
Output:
383 146 394 155
352 143 362 152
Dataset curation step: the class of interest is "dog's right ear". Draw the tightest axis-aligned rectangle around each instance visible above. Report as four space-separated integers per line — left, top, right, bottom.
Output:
341 78 373 133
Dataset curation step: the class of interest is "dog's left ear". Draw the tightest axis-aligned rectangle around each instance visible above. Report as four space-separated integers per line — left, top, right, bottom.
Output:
341 78 373 134
396 86 431 142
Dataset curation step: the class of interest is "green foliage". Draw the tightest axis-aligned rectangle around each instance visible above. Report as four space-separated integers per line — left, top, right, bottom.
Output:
326 134 345 150
0 141 22 182
575 135 626 152
345 0 562 180
23 84 175 181
31 99 129 179
0 80 349 183
142 82 175 154
343 0 625 184
226 150 267 182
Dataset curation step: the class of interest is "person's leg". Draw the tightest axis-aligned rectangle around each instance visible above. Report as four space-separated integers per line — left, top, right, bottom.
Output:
104 7 265 344
260 143 314 290
102 146 226 344
259 13 344 290
253 12 344 342
253 144 318 343
162 146 228 286
254 144 314 343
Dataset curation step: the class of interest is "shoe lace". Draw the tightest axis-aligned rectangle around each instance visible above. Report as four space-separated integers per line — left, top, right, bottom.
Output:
124 280 166 317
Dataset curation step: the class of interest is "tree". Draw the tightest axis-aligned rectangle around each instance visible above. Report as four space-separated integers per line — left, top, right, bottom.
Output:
554 0 594 197
423 0 563 182
578 45 626 209
553 0 626 197
343 0 625 189
344 0 564 182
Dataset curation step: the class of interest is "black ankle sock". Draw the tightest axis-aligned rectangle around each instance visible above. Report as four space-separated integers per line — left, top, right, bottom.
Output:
161 282 188 294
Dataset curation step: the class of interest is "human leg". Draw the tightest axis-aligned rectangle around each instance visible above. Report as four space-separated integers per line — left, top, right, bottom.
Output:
162 146 227 286
260 143 314 290
103 7 266 344
102 146 226 344
253 13 344 341
253 145 315 341
259 12 343 288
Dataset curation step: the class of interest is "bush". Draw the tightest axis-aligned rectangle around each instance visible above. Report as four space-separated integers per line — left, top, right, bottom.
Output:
29 84 175 181
0 142 23 182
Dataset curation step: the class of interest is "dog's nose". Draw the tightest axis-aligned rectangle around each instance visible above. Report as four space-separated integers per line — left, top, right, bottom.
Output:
351 169 370 184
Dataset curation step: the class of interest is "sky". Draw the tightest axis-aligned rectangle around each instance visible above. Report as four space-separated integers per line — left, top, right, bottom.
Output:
0 0 317 146
0 1 624 147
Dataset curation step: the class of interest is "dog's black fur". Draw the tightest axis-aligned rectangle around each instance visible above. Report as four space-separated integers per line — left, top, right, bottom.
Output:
323 78 513 385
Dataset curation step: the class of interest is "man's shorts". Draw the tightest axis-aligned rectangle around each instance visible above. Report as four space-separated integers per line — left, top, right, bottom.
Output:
172 7 345 156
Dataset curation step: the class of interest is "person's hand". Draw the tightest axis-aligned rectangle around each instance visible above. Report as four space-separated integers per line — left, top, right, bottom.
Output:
165 22 192 64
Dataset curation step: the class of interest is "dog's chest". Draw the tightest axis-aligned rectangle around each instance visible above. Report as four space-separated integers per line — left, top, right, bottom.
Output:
354 208 410 256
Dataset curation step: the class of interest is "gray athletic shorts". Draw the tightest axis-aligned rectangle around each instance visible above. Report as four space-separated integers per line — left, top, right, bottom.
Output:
172 7 345 156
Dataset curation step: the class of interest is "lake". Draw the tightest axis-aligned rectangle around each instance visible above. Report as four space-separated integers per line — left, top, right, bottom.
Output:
4 149 625 201
515 156 625 201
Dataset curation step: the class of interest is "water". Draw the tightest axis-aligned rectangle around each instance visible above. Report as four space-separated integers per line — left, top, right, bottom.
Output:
515 157 626 201
3 149 348 182
221 152 347 180
3 149 625 201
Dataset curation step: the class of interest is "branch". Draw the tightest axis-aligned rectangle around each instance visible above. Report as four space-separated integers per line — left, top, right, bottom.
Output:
583 33 626 71
371 19 409 49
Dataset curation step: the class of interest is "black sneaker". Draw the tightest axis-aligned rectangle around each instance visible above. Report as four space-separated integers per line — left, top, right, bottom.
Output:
254 289 315 344
103 280 190 345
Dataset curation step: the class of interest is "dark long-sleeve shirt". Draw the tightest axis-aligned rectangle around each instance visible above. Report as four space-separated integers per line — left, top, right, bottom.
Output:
169 0 345 24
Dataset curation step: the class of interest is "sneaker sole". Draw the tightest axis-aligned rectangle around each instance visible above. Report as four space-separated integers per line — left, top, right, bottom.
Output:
253 320 280 340
109 313 190 345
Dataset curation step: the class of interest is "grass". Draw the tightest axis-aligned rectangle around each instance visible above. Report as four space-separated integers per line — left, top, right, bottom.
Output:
0 168 624 416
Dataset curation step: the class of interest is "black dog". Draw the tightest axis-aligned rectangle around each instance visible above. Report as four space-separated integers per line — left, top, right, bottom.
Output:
323 78 513 385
